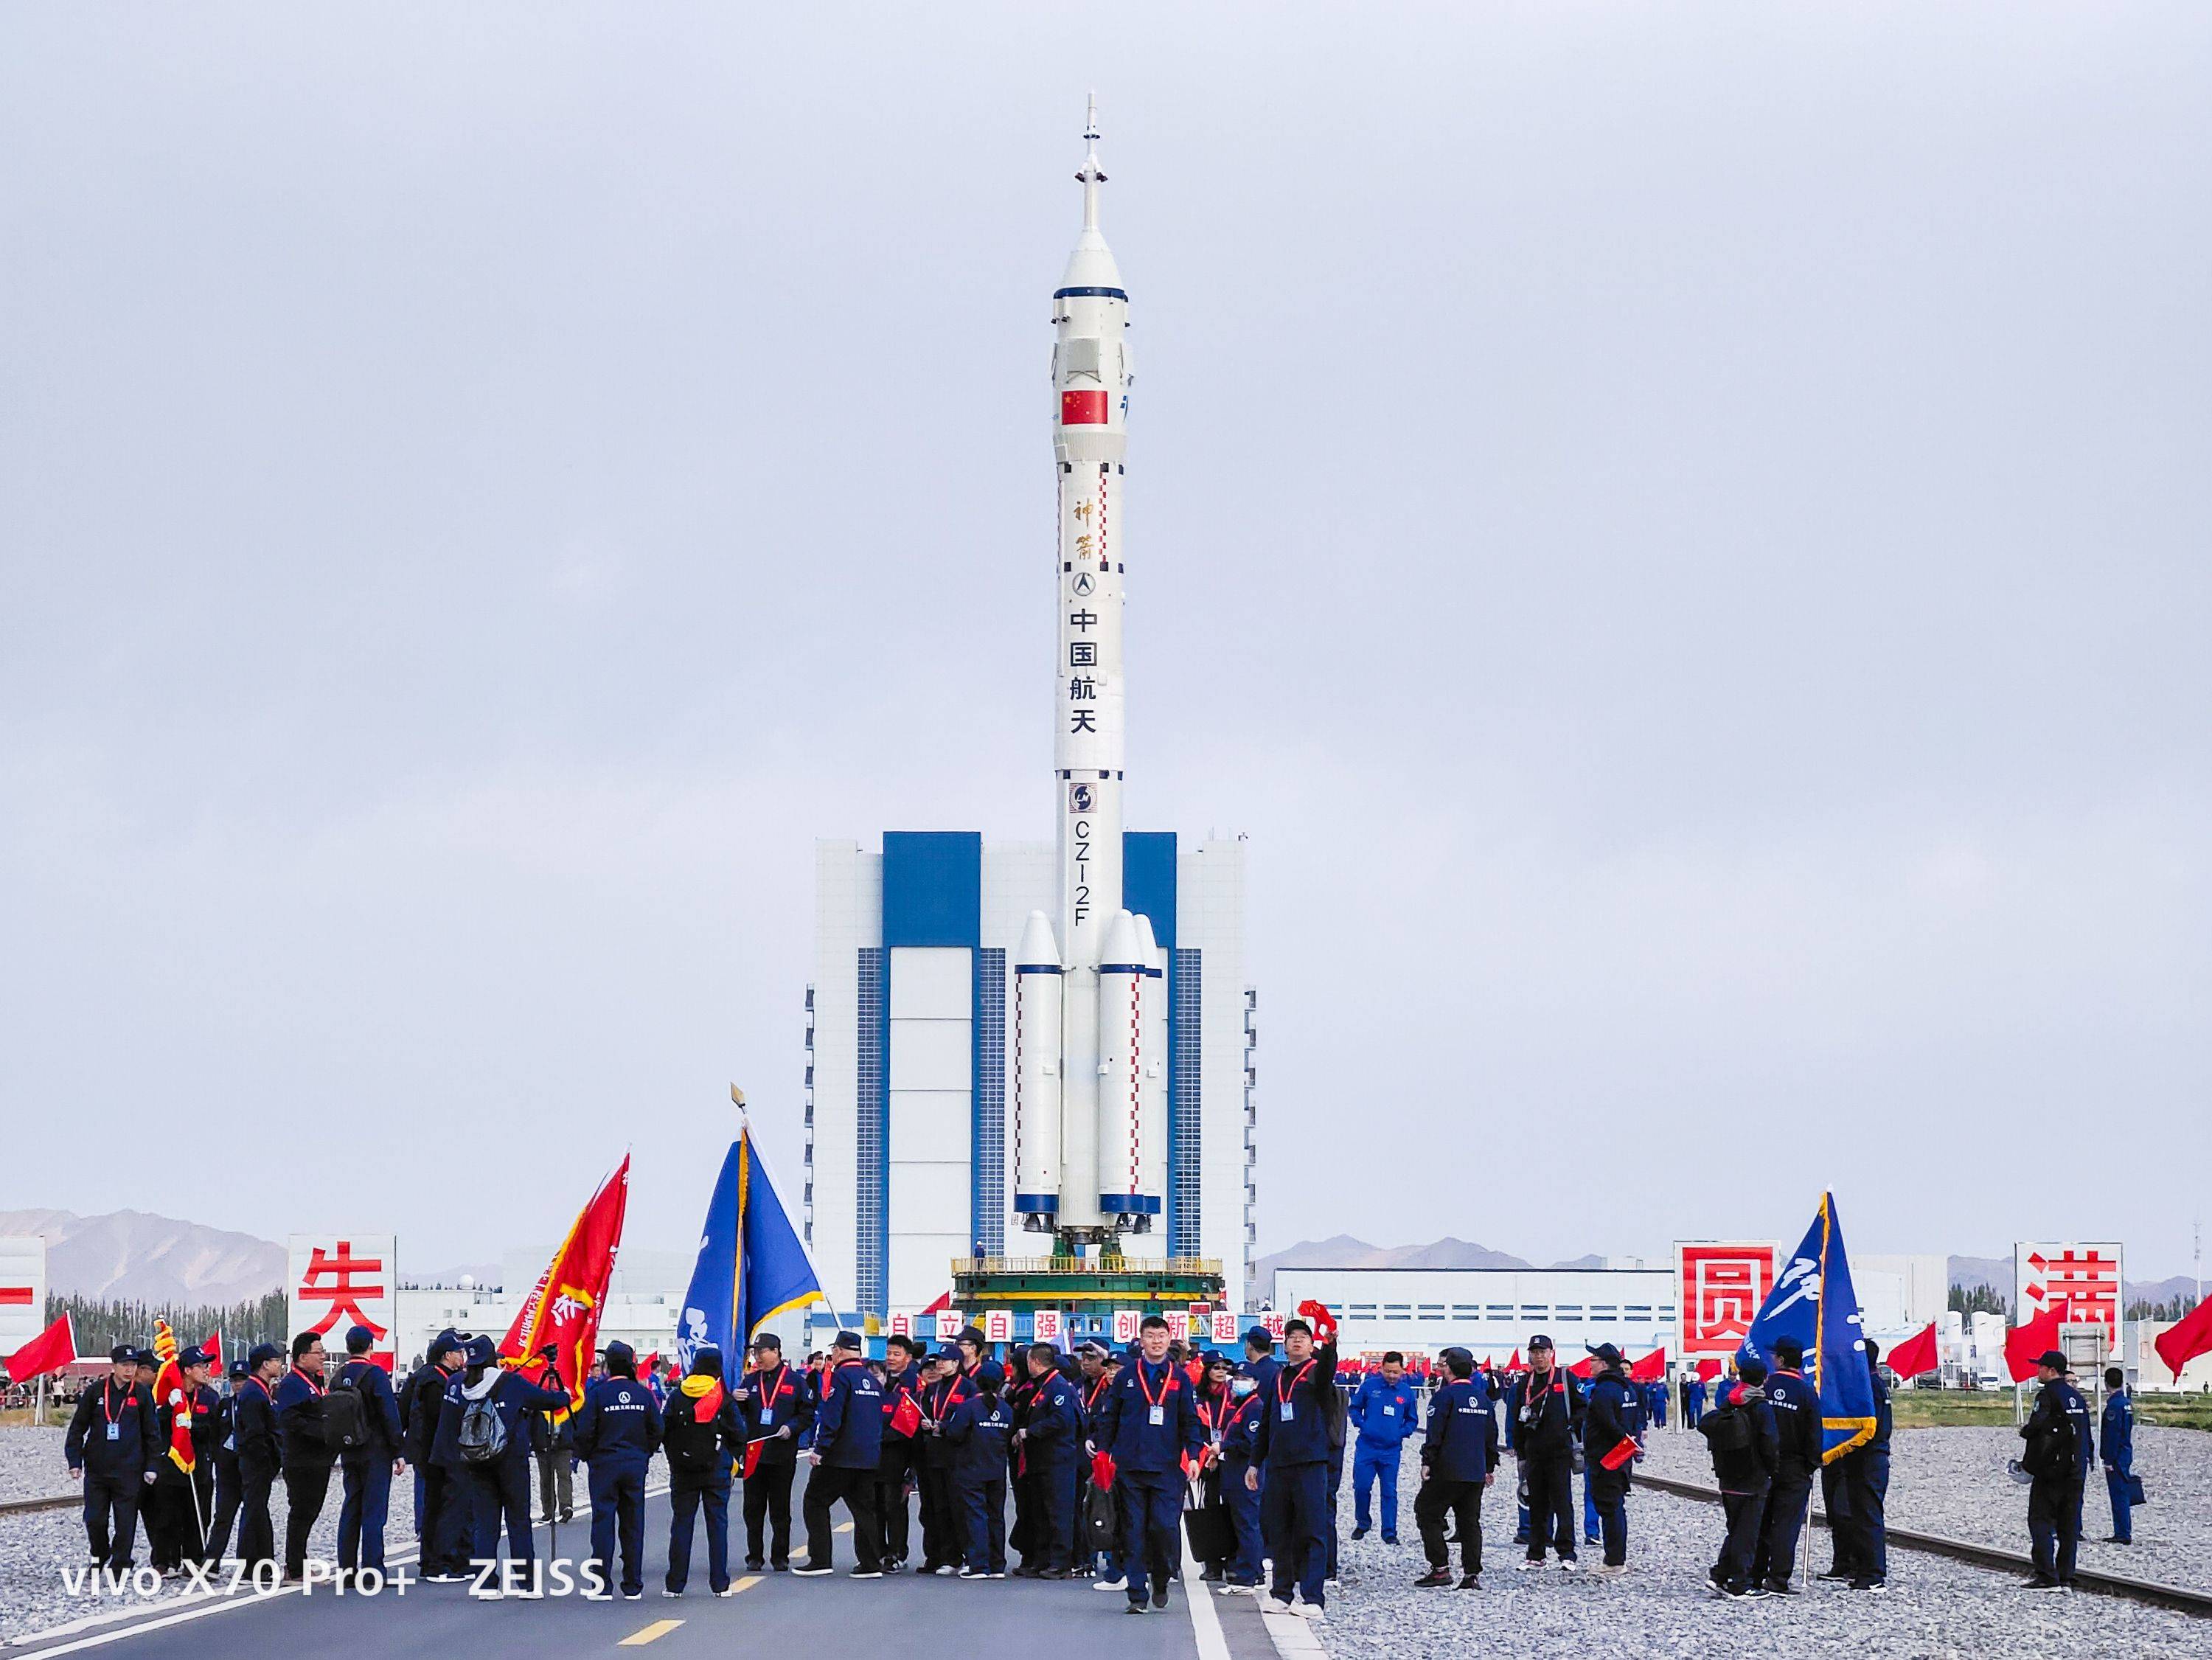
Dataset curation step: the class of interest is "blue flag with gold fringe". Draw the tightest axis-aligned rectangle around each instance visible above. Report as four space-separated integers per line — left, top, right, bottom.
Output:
676 1120 825 1374
1739 1191 1878 1465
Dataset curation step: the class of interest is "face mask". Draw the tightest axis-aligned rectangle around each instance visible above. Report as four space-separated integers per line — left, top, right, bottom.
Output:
1231 1378 1256 1398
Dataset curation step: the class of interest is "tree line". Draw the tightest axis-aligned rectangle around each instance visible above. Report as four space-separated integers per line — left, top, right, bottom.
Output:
46 1291 291 1358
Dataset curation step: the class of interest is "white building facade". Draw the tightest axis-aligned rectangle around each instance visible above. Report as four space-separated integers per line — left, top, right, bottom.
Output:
806 833 1256 1325
1275 1266 1679 1362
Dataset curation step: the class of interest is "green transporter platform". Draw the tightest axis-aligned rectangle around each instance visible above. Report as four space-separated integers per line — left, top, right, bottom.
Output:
948 1253 1228 1347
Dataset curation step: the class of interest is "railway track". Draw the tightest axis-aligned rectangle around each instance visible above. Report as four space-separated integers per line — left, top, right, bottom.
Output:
1634 1470 2212 1619
0 1496 80 1518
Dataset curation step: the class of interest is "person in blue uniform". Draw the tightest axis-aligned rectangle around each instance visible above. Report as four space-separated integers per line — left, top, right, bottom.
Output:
660 1345 745 1596
332 1324 406 1582
1843 1338 1891 1591
1753 1337 1821 1594
1349 1351 1420 1545
1074 1343 1129 1589
271 1333 335 1583
873 1333 924 1572
2101 1366 2135 1544
1648 1377 1668 1428
1012 1341 1082 1577
1411 1347 1496 1589
1095 1315 1206 1615
1685 1372 1706 1428
206 1358 248 1563
1703 1356 1778 1600
398 1330 468 1580
431 1334 572 1597
1217 1363 1266 1590
795 1330 884 1577
914 1346 974 1574
2019 1349 2090 1589
1248 1313 1338 1619
572 1338 664 1600
230 1344 285 1576
67 1345 161 1575
147 1346 221 1574
944 1359 1014 1577
1580 1345 1638 1572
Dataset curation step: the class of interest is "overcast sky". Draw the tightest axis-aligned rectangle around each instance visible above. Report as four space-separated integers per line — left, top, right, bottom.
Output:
4 4 2206 1282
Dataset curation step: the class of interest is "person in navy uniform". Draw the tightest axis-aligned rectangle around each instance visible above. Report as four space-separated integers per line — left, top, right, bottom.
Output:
331 1324 406 1583
1702 1355 1779 1600
1349 1350 1421 1544
147 1345 221 1573
1217 1362 1267 1591
271 1332 335 1583
432 1334 573 1597
66 1344 161 1574
795 1330 885 1577
399 1329 469 1580
735 1333 813 1571
944 1359 1014 1577
2018 1348 2091 1589
872 1333 924 1572
1248 1311 1338 1619
1096 1314 1206 1614
1411 1347 1496 1589
231 1344 285 1576
660 1345 745 1597
2101 1365 2135 1544
1842 1338 1891 1591
205 1358 249 1563
1012 1341 1083 1577
1580 1344 1638 1574
1753 1336 1821 1595
914 1346 975 1574
572 1339 664 1600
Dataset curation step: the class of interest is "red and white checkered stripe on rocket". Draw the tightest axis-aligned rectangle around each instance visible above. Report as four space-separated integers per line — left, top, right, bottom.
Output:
1124 978 1143 1195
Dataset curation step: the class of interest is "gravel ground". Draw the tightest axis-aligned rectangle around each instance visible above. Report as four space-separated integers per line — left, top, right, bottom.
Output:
0 1429 72 1504
1325 1462 2211 1659
1636 1421 2212 1591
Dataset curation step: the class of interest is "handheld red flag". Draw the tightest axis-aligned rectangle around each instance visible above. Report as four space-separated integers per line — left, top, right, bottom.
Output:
1694 1358 1722 1382
1885 1322 1939 1381
2003 1301 2068 1383
1629 1346 1667 1383
1295 1300 1338 1345
501 1154 631 1415
1599 1435 1638 1471
3 1313 75 1383
742 1436 767 1480
1506 1349 1523 1372
202 1331 223 1371
889 1391 923 1439
1091 1450 1117 1491
2154 1299 2212 1382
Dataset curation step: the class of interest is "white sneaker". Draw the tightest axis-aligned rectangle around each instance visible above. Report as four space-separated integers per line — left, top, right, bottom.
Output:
661 1588 683 1597
1557 1558 1578 1574
512 1585 545 1601
716 1586 741 1597
470 1586 504 1601
1262 1595 1294 1614
932 1565 959 1577
1296 1604 1327 1623
1589 1563 1627 1580
1515 1558 1543 1573
1093 1576 1127 1593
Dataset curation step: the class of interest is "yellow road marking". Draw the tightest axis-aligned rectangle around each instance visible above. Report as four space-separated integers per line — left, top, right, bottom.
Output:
835 1522 852 1534
729 1575 762 1592
618 1620 684 1647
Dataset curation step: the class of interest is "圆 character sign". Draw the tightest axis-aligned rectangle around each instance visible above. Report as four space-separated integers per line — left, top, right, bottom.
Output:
1675 1241 1778 1358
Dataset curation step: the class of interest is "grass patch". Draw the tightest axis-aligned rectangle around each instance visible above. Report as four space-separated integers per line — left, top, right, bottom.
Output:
1889 1390 2212 1432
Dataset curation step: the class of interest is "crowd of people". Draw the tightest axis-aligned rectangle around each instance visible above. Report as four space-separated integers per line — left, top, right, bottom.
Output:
55 1308 2144 1618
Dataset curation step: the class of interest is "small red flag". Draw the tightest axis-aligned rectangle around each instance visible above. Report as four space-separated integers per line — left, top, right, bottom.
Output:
1599 1436 1638 1471
1695 1357 1722 1382
1091 1450 1117 1491
2004 1301 2068 1383
921 1291 952 1316
2154 1299 2212 1382
889 1391 922 1439
3 1313 74 1383
1568 1355 1599 1380
1629 1346 1667 1383
1886 1321 1939 1381
1506 1349 1523 1372
742 1436 765 1480
1060 389 1109 426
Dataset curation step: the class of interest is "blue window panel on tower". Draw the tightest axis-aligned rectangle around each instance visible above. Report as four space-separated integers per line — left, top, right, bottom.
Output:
973 948 1006 1255
1170 947 1202 1257
857 946 889 1316
883 832 982 948
1121 831 1177 948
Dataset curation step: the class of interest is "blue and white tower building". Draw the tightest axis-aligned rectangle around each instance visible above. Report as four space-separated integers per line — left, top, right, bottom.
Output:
802 103 1257 1324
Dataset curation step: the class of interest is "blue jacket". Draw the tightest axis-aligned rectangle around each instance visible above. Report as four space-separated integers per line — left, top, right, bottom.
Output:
432 1369 571 1471
65 1378 163 1481
1763 1369 1823 1482
572 1375 663 1470
333 1356 406 1462
1251 1344 1338 1470
2101 1389 2133 1469
1020 1372 1084 1468
810 1359 884 1468
1093 1354 1204 1476
1584 1370 1638 1469
273 1366 338 1468
944 1392 1013 1484
1349 1373 1421 1451
1865 1365 1892 1454
232 1376 282 1469
1218 1390 1264 1465
1420 1377 1497 1483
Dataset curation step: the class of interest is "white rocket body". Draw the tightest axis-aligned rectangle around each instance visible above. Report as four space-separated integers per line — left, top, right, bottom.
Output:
1135 912 1169 1230
1014 100 1164 1239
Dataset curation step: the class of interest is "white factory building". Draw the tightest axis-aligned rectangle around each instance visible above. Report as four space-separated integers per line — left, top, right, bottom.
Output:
804 835 1257 1325
1274 1266 1680 1362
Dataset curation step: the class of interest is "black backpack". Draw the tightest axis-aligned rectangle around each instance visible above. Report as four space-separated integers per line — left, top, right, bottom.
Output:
457 1389 509 1465
1700 1399 1753 1456
323 1370 370 1455
662 1399 726 1476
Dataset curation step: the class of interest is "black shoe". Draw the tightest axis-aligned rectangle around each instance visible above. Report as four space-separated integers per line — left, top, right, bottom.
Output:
2103 1536 2131 1544
1199 1566 1223 1583
1352 1526 1369 1541
771 1560 790 1572
879 1561 903 1574
1040 1568 1071 1580
1123 1602 1147 1614
1458 1573 1481 1590
1382 1535 1398 1545
1762 1580 1795 1596
1152 1589 1169 1610
1849 1578 1887 1593
2019 1575 2061 1591
1818 1569 1851 1581
1413 1568 1453 1588
745 1559 764 1572
790 1563 833 1577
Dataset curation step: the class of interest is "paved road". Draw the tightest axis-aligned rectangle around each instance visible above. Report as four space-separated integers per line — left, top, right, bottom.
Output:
7 1484 1282 1660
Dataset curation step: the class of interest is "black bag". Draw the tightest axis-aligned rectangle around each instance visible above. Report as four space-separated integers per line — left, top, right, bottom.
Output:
1082 1482 1120 1556
457 1391 509 1465
323 1375 369 1456
1700 1402 1753 1456
1183 1496 1231 1565
662 1403 725 1478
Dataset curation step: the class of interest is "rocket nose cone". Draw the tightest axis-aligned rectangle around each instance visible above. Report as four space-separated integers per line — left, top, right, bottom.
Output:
1017 910 1062 969
1099 909 1140 965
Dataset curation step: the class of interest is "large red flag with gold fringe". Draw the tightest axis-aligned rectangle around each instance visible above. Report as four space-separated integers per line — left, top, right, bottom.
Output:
501 1154 629 1415
150 1319 195 1473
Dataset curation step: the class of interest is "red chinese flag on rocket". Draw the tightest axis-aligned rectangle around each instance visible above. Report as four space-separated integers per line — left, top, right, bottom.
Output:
501 1154 630 1416
1060 389 1108 426
2154 1298 2212 1382
1886 1321 1939 1381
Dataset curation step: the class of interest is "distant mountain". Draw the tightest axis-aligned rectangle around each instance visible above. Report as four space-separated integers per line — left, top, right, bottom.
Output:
0 1209 285 1305
1948 1255 2011 1293
1550 1254 1608 1271
1252 1235 1531 1304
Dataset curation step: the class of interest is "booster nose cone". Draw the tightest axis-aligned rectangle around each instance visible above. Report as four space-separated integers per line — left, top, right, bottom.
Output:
1097 908 1141 970
1017 909 1062 970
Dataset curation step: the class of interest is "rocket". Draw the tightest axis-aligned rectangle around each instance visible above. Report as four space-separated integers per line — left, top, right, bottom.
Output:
1012 100 1164 1242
